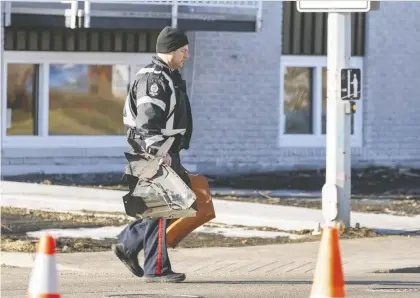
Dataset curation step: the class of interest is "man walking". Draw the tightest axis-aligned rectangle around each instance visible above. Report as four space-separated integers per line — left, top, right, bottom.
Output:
113 26 193 283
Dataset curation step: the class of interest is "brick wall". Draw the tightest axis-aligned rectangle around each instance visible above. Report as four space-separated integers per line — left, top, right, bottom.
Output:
181 1 420 175
2 1 420 177
360 1 420 168
182 1 334 174
181 1 284 175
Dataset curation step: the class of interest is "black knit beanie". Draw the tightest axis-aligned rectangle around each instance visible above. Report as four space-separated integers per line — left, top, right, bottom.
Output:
156 26 189 53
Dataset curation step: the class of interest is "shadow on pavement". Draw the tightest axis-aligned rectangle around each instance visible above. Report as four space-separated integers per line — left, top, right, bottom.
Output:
374 266 420 274
183 280 420 286
107 295 203 298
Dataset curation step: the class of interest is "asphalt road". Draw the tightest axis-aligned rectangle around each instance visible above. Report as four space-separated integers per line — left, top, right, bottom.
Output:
2 266 420 298
2 236 420 297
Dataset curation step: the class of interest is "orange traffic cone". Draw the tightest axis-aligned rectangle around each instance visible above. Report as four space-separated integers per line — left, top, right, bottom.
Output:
309 225 346 298
27 234 61 298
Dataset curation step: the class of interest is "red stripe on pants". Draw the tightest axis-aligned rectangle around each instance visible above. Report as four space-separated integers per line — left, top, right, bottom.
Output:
156 218 164 275
27 294 61 298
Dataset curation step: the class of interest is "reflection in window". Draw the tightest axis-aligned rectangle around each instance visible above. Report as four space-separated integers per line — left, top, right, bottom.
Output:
48 64 129 135
283 67 313 134
322 67 354 135
6 64 37 135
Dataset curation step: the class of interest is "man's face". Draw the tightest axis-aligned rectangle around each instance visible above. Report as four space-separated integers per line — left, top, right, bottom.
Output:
169 44 189 69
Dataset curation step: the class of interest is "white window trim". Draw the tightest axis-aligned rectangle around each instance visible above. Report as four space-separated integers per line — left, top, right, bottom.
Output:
279 55 364 148
2 51 154 149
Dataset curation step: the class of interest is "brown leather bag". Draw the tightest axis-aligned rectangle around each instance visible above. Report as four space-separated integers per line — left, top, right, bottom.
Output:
166 174 216 248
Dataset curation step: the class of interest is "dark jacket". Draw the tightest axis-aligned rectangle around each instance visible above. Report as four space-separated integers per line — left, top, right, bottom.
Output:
123 56 193 154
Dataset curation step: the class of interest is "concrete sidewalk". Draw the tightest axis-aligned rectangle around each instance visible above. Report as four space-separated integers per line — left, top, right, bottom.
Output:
2 236 419 277
1 181 420 233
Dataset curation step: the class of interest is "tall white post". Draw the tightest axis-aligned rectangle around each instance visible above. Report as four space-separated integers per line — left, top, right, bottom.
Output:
322 12 352 227
0 2 4 149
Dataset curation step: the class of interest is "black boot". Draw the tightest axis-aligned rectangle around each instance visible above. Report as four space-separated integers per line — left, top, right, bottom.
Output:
112 243 144 277
144 271 186 283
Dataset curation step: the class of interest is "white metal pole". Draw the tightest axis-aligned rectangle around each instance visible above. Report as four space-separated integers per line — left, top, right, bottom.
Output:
0 2 4 153
322 12 352 227
70 0 78 29
171 0 178 28
84 0 91 28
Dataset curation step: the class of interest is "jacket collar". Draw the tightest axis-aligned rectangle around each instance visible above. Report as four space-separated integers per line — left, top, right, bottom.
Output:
152 56 173 72
152 55 183 82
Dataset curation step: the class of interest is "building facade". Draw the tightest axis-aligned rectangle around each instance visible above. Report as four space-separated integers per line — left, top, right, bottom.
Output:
1 1 420 177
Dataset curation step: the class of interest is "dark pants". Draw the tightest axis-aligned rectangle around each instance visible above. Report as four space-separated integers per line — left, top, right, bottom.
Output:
117 153 190 276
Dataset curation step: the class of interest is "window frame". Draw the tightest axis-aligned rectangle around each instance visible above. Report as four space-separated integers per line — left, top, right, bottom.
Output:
279 55 364 148
2 51 154 149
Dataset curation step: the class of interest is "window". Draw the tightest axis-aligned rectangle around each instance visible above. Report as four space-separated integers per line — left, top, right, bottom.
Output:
2 51 154 149
283 67 313 134
279 56 363 147
48 64 129 135
6 64 38 135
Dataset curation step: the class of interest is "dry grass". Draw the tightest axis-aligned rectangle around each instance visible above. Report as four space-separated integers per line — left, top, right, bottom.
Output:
1 238 37 253
0 206 382 253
